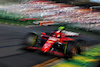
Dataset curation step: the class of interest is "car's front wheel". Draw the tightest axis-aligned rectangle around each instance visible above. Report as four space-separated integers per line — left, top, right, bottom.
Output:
22 33 38 48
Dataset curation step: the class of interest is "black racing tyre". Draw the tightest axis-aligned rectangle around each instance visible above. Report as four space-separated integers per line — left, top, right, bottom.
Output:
23 33 38 48
76 40 87 52
65 41 81 58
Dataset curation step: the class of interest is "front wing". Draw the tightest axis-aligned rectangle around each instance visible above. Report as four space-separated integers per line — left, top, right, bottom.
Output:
26 46 67 57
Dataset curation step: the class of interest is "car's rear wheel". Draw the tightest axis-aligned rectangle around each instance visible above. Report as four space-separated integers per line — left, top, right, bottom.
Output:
22 33 38 48
65 41 82 58
76 40 87 52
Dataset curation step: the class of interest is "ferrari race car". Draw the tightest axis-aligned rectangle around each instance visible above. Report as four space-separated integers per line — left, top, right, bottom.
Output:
22 26 86 58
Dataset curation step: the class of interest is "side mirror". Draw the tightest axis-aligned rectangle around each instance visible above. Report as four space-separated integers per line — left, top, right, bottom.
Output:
41 32 46 35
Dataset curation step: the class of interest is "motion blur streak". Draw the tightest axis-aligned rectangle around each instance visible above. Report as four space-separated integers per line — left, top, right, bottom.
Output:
33 57 58 67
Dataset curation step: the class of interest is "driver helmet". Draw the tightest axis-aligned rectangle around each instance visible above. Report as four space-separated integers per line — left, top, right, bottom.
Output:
58 26 65 31
55 26 65 38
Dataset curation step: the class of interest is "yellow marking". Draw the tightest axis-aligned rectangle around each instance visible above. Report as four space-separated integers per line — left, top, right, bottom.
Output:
73 56 100 62
84 52 100 56
33 57 58 67
72 56 89 63
51 63 81 67
86 59 100 62
73 56 88 60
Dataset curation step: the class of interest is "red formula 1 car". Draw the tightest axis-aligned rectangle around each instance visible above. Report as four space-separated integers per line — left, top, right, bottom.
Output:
22 26 86 58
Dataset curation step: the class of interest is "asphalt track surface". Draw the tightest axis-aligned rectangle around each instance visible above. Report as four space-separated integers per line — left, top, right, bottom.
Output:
0 24 99 67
